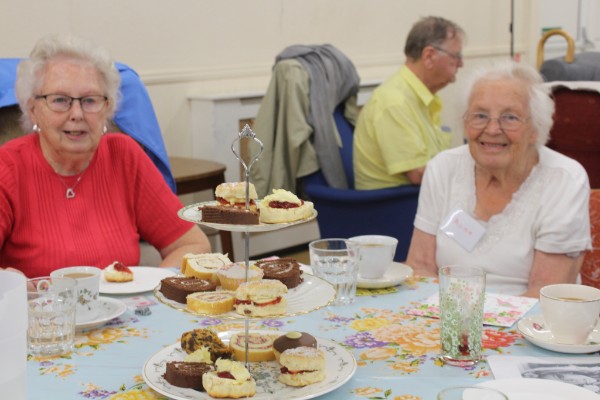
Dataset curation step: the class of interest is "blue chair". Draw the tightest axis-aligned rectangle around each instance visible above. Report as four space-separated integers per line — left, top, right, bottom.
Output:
302 106 420 261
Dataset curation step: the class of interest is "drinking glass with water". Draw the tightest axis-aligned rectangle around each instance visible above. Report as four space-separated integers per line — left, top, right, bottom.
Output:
309 239 359 305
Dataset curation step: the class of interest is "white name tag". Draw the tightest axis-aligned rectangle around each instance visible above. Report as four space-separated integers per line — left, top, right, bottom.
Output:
440 208 486 252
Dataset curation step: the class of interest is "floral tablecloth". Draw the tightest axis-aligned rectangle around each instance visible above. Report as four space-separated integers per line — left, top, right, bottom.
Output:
26 274 595 400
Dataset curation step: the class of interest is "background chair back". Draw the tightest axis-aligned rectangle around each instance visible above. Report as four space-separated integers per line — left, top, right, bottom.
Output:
302 107 420 261
546 86 600 189
581 190 600 288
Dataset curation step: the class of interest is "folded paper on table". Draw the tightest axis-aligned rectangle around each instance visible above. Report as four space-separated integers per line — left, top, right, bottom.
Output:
407 292 537 327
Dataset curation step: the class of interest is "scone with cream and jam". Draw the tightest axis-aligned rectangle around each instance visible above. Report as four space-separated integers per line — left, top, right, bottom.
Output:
103 261 133 282
259 189 314 223
234 279 287 317
215 182 258 211
278 346 326 387
202 358 256 398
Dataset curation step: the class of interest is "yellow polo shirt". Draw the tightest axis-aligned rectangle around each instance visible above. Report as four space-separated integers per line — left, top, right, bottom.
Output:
353 66 451 189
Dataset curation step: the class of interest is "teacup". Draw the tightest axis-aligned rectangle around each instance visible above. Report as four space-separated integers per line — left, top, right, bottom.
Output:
540 284 600 345
51 266 101 323
349 235 397 279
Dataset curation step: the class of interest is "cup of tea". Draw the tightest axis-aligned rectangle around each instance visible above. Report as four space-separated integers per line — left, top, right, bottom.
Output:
349 235 398 279
51 266 101 323
540 283 600 345
439 265 486 366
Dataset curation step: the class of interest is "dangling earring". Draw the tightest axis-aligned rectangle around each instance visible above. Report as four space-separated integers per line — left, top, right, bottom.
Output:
102 126 107 134
33 124 40 133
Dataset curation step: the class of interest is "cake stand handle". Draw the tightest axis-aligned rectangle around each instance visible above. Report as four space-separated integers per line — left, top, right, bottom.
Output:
231 124 264 369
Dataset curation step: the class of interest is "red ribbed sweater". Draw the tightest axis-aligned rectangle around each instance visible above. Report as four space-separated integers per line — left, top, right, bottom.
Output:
0 133 193 277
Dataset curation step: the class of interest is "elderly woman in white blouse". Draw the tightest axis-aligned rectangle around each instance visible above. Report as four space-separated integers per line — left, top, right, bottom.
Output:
406 61 591 297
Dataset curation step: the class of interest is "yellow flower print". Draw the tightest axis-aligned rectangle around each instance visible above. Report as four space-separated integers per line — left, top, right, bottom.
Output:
354 386 383 396
110 388 165 399
394 395 422 400
360 346 397 361
372 324 440 355
390 361 419 374
350 317 390 331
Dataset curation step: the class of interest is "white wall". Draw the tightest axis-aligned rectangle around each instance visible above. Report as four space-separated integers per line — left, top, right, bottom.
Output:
1 0 534 156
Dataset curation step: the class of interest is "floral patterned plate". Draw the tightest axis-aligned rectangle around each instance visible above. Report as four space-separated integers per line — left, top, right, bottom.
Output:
76 297 127 330
142 330 357 400
154 274 335 320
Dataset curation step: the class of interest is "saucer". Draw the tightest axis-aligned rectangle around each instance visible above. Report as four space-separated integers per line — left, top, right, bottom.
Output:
517 314 600 354
357 262 414 289
76 297 127 330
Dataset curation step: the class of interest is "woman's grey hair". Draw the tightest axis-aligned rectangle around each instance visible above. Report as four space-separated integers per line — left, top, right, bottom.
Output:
404 16 465 61
461 61 554 147
15 34 121 132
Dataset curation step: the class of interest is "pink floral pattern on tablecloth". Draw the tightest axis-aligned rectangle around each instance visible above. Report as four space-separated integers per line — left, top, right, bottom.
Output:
406 292 537 327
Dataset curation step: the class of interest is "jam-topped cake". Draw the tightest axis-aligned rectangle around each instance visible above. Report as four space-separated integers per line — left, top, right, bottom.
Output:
202 359 256 398
103 261 133 282
258 189 314 223
159 276 217 304
255 257 303 289
278 346 326 387
215 182 258 211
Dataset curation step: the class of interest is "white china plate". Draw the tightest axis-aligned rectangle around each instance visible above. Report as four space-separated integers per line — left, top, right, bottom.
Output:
154 274 335 319
76 297 127 330
517 314 600 354
478 378 600 400
100 267 176 294
356 262 414 289
178 201 317 233
142 330 357 400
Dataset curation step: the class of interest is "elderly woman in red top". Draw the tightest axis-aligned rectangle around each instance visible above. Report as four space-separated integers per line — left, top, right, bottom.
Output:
0 34 210 277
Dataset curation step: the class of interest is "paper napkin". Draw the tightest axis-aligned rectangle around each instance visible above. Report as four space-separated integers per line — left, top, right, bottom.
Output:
407 292 537 327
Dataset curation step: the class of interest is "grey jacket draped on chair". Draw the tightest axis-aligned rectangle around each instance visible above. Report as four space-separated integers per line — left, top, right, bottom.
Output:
250 44 360 197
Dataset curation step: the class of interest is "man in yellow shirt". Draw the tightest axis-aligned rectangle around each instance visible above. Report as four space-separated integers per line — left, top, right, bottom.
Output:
354 16 465 189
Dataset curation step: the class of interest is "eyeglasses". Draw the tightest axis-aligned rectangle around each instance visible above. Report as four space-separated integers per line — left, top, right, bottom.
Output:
35 94 108 113
431 46 463 62
464 112 529 131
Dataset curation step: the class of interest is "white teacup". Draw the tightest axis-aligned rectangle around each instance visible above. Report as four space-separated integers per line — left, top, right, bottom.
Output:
51 266 101 323
349 235 398 279
540 284 600 345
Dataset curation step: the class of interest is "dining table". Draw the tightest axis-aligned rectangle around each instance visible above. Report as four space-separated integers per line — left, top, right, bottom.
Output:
26 266 600 400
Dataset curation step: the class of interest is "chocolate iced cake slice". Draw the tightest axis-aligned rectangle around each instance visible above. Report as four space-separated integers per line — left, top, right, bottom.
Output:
200 204 259 225
159 277 217 304
163 361 212 390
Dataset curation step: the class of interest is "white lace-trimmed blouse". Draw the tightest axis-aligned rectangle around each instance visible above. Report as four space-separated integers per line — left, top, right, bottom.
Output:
414 145 592 295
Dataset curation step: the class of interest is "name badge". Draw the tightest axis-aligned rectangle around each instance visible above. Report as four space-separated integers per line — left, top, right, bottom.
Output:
440 208 486 252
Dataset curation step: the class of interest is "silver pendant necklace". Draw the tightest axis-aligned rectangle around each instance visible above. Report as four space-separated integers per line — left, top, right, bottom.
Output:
57 171 86 199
